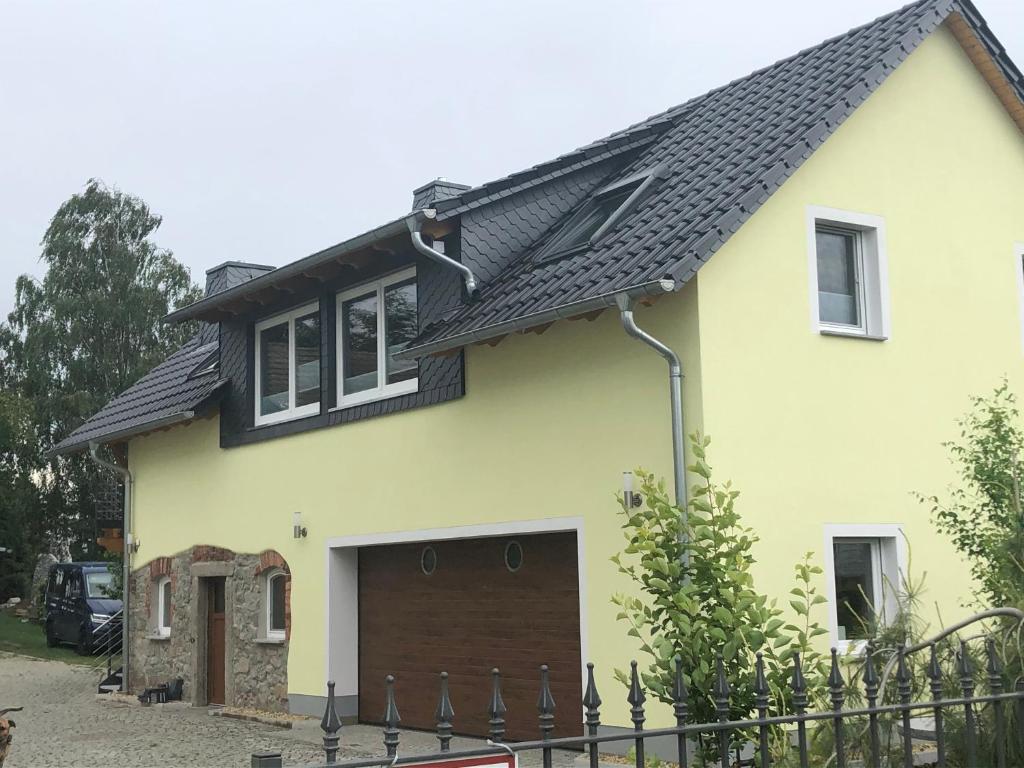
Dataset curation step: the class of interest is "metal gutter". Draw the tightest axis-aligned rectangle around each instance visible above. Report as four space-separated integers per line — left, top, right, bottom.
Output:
163 214 418 324
50 408 202 457
407 211 479 297
615 293 689 564
398 279 676 360
88 443 133 693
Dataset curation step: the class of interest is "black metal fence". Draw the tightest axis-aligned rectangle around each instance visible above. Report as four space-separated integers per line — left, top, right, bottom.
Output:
257 637 1024 768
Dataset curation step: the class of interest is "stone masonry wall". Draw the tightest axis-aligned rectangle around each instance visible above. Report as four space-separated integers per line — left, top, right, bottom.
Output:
128 545 290 711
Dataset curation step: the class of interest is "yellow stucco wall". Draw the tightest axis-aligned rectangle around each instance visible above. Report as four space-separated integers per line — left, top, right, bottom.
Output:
695 24 1024 636
129 279 702 727
127 23 1024 729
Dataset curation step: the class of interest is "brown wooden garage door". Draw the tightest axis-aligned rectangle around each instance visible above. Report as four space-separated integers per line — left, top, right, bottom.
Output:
358 532 582 740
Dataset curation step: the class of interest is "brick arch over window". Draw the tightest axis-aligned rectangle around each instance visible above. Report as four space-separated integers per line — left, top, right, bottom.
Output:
256 550 291 640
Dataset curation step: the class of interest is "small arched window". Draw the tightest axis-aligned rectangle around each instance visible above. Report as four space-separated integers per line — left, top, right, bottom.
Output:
266 570 287 640
156 576 172 637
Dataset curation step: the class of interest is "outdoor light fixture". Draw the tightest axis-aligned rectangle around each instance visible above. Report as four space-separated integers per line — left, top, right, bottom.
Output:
622 471 642 509
293 512 307 539
127 533 141 554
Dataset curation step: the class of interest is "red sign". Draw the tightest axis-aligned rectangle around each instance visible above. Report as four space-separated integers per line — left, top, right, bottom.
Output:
406 755 516 768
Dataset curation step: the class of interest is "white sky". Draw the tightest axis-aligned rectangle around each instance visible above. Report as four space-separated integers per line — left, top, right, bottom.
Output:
1 0 1021 318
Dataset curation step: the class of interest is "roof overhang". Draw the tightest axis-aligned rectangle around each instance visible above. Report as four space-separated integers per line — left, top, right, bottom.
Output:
48 379 229 457
399 278 677 360
164 210 454 324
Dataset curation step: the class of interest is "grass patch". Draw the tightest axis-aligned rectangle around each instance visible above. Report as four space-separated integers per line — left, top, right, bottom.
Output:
0 610 84 663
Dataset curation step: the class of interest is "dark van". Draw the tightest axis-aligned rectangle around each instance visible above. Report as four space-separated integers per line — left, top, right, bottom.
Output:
42 562 122 655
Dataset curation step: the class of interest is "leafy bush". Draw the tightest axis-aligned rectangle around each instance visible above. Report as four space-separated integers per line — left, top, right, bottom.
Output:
918 380 1024 607
612 433 829 760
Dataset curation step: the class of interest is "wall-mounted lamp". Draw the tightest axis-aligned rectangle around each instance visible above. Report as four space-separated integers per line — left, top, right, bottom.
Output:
127 534 141 554
622 471 642 509
293 512 307 539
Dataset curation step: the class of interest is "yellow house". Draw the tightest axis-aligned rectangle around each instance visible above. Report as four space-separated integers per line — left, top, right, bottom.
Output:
55 0 1024 742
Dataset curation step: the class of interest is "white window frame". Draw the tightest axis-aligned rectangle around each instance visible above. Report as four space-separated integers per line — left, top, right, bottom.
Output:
1015 243 1024 355
823 524 906 653
254 301 321 426
807 206 890 340
335 268 419 408
265 569 287 641
155 576 172 638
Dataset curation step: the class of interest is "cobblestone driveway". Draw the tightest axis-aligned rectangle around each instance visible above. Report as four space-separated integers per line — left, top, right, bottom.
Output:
0 654 577 768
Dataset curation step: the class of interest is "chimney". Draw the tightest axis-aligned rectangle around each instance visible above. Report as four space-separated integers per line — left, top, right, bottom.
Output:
412 178 471 211
204 261 276 297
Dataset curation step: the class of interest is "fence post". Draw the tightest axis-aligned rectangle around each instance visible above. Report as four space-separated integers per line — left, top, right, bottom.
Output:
896 647 913 768
383 674 401 759
828 649 846 768
862 643 881 768
753 653 770 768
671 654 689 768
583 663 602 768
927 643 946 768
958 641 978 767
628 661 646 768
435 672 454 753
538 664 556 768
987 638 1007 768
791 653 810 768
713 654 731 768
321 680 341 764
488 668 507 744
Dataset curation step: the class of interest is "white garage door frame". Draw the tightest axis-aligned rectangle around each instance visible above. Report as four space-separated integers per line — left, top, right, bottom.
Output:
321 517 588 719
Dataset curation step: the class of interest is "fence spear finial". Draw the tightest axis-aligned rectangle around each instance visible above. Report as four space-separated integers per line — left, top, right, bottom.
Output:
537 664 556 740
488 668 507 744
383 675 401 758
321 680 342 764
435 671 454 753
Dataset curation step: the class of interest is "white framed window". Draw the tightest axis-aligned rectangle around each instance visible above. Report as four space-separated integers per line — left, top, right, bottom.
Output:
823 524 905 652
254 301 321 426
336 268 418 408
265 569 287 641
807 206 890 340
155 576 172 637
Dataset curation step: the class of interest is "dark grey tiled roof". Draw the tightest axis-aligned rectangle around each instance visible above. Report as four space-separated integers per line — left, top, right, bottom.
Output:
53 335 227 454
409 0 1005 354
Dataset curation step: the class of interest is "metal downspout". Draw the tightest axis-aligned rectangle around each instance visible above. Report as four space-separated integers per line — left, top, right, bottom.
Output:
407 211 479 298
89 442 131 692
615 294 689 565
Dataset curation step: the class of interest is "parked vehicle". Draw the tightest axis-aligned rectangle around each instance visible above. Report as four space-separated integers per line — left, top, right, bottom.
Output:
42 562 121 655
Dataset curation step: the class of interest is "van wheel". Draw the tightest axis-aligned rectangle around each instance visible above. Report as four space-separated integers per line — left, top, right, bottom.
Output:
45 621 58 648
76 626 92 656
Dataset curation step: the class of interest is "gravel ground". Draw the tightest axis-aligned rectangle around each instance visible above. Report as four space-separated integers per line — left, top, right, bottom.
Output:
0 653 577 768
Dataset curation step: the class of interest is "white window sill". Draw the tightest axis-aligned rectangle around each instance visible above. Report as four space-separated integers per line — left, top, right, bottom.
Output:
819 327 888 341
835 639 870 657
146 633 171 642
254 404 321 428
331 382 419 411
255 636 286 645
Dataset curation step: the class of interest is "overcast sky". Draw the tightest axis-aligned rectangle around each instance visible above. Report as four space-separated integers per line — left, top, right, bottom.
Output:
1 0 1021 318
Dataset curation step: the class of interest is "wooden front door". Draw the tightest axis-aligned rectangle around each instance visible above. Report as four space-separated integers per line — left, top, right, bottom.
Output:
358 532 582 740
206 577 226 705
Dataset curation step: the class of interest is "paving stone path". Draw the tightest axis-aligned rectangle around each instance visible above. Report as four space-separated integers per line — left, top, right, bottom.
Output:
0 653 577 768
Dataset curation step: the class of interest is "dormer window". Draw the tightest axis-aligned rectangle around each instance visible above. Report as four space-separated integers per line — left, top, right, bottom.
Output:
337 268 418 407
536 171 658 263
254 302 321 426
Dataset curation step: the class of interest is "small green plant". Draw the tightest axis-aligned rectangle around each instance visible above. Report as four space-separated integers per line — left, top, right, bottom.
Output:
612 433 829 761
917 380 1024 607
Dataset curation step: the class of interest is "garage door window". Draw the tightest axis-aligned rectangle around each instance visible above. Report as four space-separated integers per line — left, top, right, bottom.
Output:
420 546 437 575
504 541 523 572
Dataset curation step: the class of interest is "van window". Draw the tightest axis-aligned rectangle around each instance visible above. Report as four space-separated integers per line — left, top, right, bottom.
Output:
49 569 66 598
85 571 114 599
67 573 82 600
